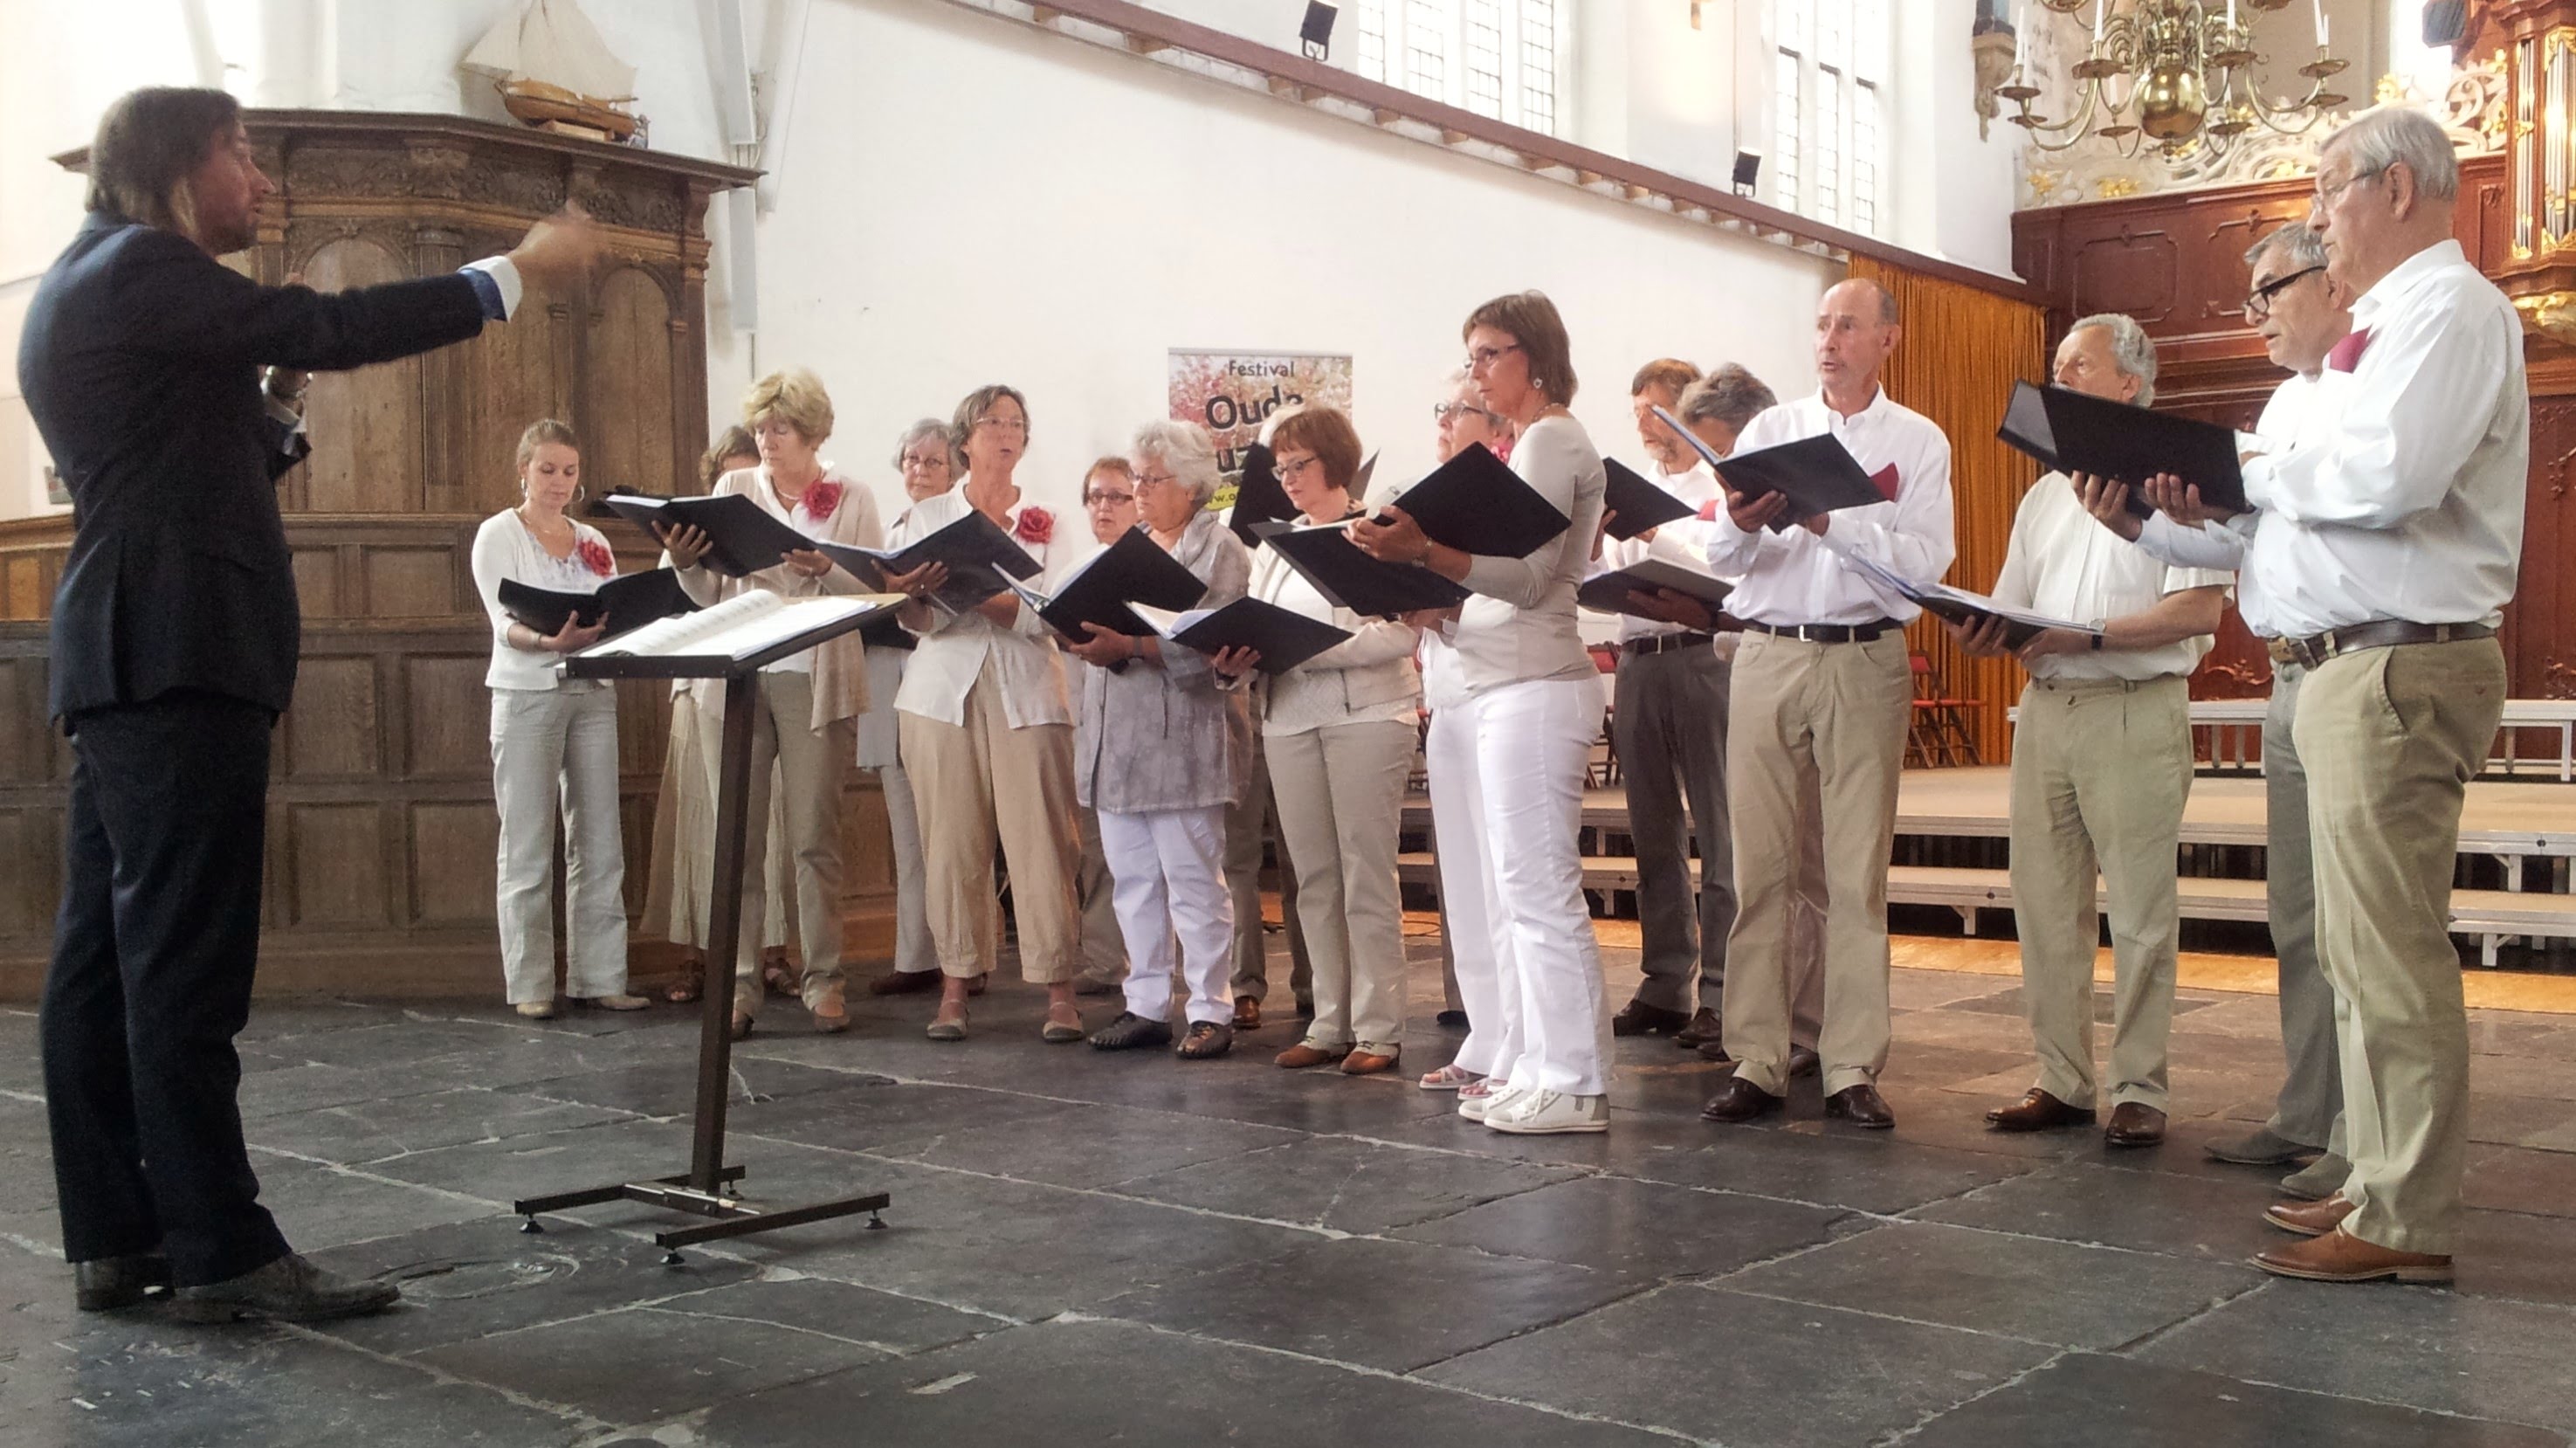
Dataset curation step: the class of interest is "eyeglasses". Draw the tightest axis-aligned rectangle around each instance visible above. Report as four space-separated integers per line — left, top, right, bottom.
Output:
899 453 948 472
1464 342 1524 372
1085 490 1136 507
2242 265 2326 321
1434 401 1498 425
2311 163 2387 211
1275 454 1323 481
973 415 1029 435
1133 472 1181 490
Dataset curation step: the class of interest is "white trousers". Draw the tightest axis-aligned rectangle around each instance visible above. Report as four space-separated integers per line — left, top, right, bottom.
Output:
877 758 942 976
1474 679 1612 1096
490 683 629 1004
1100 804 1236 1028
1427 702 1511 1078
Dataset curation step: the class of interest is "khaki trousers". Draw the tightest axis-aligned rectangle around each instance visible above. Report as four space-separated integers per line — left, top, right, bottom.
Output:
899 665 1081 983
698 672 850 1018
2260 660 2345 1152
1268 720 1417 1052
2295 637 2504 1256
1226 737 1313 1003
1719 632 1911 1096
2008 674 2192 1112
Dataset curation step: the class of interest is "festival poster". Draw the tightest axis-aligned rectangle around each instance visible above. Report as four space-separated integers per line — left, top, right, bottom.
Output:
1167 349 1353 512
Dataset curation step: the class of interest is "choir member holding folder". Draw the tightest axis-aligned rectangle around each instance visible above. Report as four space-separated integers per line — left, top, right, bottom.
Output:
1699 279 1955 1134
1245 405 1422 1076
1353 291 1612 1135
1076 423 1257 1060
658 369 885 1040
891 385 1086 1045
470 420 650 1020
1949 315 2229 1152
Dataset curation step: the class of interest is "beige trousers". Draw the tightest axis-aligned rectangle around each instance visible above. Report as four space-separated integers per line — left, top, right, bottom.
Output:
898 665 1081 983
2295 637 2504 1256
2008 674 2193 1112
697 671 850 1018
1268 720 1418 1052
1719 631 1911 1096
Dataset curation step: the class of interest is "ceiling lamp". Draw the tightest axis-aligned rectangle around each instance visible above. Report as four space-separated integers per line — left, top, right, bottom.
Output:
2000 0 2350 162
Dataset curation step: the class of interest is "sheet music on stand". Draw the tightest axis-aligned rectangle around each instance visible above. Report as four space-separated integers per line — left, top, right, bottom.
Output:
563 592 901 678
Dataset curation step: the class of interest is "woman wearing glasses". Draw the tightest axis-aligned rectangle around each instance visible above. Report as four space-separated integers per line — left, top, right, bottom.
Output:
1245 404 1422 1075
1353 292 1613 1134
891 385 1083 1043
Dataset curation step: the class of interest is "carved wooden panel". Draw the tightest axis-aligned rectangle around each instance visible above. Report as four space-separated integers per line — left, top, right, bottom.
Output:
2070 229 2180 326
404 654 496 778
585 266 679 500
283 656 381 777
463 286 570 517
286 802 389 927
300 238 425 515
2509 394 2576 702
410 801 499 925
364 547 459 618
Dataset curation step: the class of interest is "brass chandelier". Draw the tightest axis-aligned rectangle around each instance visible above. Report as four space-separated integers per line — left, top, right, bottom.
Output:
2001 0 2351 160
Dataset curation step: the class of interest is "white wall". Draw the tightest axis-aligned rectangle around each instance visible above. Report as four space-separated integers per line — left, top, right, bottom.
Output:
1895 0 2020 275
720 0 1838 521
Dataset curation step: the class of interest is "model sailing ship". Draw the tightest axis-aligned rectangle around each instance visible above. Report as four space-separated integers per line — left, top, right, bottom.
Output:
463 0 641 144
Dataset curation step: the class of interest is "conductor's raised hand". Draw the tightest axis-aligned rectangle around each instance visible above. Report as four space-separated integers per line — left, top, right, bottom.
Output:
883 559 947 598
1065 621 1137 667
543 614 610 653
1725 485 1789 534
507 206 604 294
2071 472 2141 541
656 521 712 569
1949 614 2015 658
1349 506 1431 564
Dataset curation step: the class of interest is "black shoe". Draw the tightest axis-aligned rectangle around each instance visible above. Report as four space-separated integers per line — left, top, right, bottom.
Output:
1696 1037 1734 1065
1074 976 1124 997
1088 1011 1174 1051
1293 996 1315 1019
170 1252 400 1324
1672 1007 1723 1049
1435 1010 1470 1030
1176 1021 1236 1059
1787 1045 1822 1079
73 1252 170 1312
1825 1083 1896 1130
1611 998 1691 1037
1700 1075 1785 1123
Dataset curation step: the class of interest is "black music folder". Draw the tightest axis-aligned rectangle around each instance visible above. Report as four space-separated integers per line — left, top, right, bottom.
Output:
1382 443 1570 558
1251 520 1471 618
1601 459 1697 539
1995 380 2249 518
1009 528 1209 640
815 509 1043 615
1711 434 1891 530
602 493 819 577
1132 600 1353 675
1228 443 1294 546
1842 555 2101 651
1577 559 1734 618
499 568 697 639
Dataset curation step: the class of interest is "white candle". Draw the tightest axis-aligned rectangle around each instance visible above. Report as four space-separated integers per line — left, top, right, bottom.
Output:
2015 0 2028 68
2095 0 2108 45
2313 0 2326 46
2227 0 2238 26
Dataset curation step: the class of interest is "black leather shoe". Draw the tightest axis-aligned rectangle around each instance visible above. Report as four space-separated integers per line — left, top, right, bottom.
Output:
1435 1010 1470 1030
73 1252 170 1312
1825 1084 1896 1129
2104 1102 2169 1148
1787 1045 1821 1079
1700 1075 1785 1123
1673 1007 1723 1050
170 1253 399 1324
1611 998 1691 1037
1985 1088 2096 1133
1089 1011 1174 1051
1175 1021 1236 1059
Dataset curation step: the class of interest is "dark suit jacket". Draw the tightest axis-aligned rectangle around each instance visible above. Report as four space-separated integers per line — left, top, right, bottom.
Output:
17 212 492 721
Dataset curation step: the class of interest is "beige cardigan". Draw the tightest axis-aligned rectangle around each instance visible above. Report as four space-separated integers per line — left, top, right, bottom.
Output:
671 463 886 732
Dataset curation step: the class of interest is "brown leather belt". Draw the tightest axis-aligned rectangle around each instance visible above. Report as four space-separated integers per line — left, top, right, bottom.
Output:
1623 632 1716 657
1746 620 1897 645
2267 620 2496 669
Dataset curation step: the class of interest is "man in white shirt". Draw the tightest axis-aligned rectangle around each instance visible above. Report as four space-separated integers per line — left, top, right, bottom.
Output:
1958 314 2230 1150
2216 109 2524 1286
1698 278 1956 1133
1601 359 1737 1051
2087 219 2358 1199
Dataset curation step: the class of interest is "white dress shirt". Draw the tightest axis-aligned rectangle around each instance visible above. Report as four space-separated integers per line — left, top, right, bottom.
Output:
891 485 1071 730
2237 238 2527 636
2132 369 2350 638
1705 388 1957 625
1591 459 1725 643
1448 412 1608 693
1992 472 2231 681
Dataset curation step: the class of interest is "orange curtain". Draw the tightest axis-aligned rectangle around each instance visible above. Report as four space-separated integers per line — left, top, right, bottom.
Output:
1847 255 2048 765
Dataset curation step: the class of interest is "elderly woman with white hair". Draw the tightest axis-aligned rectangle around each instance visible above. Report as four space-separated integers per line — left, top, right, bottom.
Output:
1076 421 1257 1060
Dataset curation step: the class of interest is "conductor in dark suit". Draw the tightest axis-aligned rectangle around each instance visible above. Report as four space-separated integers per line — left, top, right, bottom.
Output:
18 87 598 1322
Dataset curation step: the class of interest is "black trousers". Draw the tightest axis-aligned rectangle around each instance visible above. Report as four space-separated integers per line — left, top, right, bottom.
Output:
42 691 291 1286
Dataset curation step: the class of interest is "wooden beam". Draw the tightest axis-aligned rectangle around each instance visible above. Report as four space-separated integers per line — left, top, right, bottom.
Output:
1126 36 1170 54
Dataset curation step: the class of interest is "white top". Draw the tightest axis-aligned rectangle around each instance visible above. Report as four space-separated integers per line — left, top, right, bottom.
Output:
1592 459 1725 643
891 485 1070 729
1705 388 1957 625
471 508 619 692
2237 238 2528 636
1418 631 1470 712
1247 522 1422 736
2131 369 2349 639
1450 413 1608 693
1991 472 2232 681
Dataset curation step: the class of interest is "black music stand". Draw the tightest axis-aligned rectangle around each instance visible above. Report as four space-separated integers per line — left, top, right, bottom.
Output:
510 603 893 1261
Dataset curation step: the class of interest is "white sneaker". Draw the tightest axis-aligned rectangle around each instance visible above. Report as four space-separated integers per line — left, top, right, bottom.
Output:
1485 1089 1608 1134
1460 1080 1529 1122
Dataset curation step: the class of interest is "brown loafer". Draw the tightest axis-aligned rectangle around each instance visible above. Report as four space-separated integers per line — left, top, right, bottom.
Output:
2254 1227 2452 1285
1341 1049 1400 1076
1274 1042 1347 1069
1672 1007 1723 1050
1986 1089 2096 1133
1232 996 1262 1031
1610 998 1691 1037
1825 1083 1896 1129
1701 1075 1784 1123
2104 1102 2167 1148
2263 1192 2356 1238
868 970 941 996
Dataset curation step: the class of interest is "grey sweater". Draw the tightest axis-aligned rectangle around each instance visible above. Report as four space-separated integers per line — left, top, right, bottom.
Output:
1073 512 1254 814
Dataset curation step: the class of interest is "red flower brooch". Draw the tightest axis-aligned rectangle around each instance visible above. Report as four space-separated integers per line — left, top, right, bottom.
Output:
801 480 844 521
1014 506 1055 546
576 538 615 577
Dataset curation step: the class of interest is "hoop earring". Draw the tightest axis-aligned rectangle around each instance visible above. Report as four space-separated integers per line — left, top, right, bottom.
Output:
572 484 588 505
